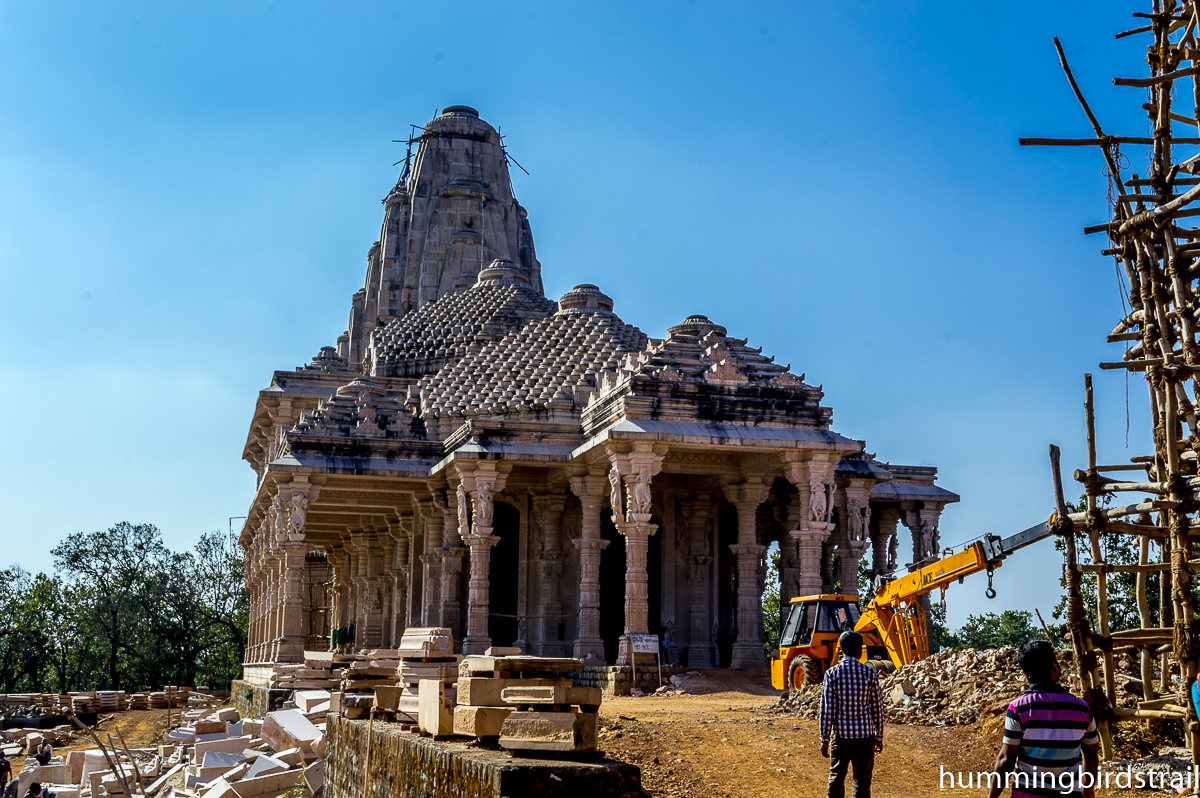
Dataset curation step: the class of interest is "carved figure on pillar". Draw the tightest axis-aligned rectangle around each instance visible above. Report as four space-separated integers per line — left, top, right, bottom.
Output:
809 479 827 522
288 492 308 540
609 464 624 524
632 467 652 516
475 484 493 525
456 483 470 537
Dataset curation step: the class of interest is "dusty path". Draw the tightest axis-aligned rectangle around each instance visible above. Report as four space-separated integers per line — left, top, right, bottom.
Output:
56 709 171 752
598 673 1152 797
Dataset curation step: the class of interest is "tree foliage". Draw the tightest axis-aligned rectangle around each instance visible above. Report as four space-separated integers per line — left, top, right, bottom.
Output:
0 523 247 692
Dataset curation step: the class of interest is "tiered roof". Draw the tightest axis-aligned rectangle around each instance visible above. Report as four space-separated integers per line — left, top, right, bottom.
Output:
367 259 558 380
418 284 648 421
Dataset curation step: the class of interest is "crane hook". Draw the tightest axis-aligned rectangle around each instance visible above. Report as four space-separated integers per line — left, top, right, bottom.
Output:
985 566 997 599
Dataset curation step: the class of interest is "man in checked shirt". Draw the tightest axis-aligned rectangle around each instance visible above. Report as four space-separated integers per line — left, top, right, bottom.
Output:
819 631 884 798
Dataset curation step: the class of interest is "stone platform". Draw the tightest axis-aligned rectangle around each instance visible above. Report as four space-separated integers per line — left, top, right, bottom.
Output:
325 713 647 798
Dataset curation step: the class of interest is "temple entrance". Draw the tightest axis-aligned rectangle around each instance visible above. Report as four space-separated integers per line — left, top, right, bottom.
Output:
597 513 662 664
488 501 520 646
599 514 623 664
715 501 738 667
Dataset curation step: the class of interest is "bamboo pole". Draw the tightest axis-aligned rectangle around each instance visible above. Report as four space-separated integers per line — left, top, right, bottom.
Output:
1084 376 1119 710
1136 531 1159 702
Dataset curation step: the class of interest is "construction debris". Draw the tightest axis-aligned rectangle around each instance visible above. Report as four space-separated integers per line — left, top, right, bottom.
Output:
768 648 1086 727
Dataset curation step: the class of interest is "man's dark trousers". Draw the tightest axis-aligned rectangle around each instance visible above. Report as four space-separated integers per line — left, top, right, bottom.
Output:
827 735 875 798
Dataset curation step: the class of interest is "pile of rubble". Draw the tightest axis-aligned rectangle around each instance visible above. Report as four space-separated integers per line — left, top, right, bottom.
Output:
769 648 1084 727
158 701 326 798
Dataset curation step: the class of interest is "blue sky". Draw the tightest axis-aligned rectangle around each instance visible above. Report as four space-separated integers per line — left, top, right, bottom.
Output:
0 1 1162 628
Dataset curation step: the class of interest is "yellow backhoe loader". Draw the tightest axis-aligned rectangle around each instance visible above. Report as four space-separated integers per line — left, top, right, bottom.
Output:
770 520 1053 692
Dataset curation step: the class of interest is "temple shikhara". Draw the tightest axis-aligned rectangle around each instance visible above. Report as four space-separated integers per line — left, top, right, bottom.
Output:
237 106 958 685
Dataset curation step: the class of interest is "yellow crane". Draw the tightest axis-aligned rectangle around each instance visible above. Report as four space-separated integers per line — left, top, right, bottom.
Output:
770 520 1053 692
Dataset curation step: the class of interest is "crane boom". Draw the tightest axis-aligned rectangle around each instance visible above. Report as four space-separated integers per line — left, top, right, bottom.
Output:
855 519 1056 667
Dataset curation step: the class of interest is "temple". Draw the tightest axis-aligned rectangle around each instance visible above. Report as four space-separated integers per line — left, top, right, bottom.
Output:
237 106 958 682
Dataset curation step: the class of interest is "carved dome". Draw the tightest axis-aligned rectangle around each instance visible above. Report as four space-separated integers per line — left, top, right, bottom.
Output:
667 314 727 338
556 284 615 315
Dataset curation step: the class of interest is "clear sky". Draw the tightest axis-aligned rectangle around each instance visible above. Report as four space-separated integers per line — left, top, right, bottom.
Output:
0 1 1163 628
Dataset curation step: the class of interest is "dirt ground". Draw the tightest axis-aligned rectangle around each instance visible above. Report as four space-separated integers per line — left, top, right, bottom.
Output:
56 709 172 752
598 672 1161 797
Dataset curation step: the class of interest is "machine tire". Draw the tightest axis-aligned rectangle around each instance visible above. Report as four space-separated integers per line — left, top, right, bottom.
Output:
864 659 896 675
788 655 822 695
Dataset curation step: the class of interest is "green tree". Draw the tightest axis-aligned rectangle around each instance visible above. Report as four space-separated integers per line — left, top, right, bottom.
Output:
929 602 958 652
762 543 781 651
950 610 1047 650
53 522 169 689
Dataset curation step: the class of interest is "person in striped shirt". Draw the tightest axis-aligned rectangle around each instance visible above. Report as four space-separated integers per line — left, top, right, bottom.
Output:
819 631 884 798
988 640 1099 798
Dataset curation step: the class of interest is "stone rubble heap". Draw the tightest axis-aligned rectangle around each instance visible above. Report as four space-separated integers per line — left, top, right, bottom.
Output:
159 702 326 798
768 648 1084 727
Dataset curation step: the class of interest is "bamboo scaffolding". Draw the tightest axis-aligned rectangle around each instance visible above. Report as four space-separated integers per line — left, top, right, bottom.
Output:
1026 1 1200 763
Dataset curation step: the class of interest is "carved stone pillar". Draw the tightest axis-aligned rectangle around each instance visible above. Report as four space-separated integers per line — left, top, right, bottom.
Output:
869 507 901 580
835 479 874 597
434 486 467 645
782 454 841 599
360 530 389 648
264 556 280 661
680 495 715 667
386 517 410 647
417 500 443 627
532 490 568 655
724 480 769 669
456 463 512 654
609 443 667 665
569 472 608 662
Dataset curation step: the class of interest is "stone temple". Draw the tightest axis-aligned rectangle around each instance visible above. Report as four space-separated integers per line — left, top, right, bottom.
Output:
238 106 958 682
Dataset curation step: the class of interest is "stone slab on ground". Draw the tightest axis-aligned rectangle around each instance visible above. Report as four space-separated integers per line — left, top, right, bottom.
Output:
499 710 598 752
452 705 512 737
302 760 323 795
195 735 254 761
261 710 322 753
325 713 646 798
292 691 330 714
231 768 306 798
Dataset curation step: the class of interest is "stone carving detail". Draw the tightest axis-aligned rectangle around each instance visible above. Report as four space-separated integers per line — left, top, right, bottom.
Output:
609 464 625 524
456 483 470 536
355 392 384 437
270 494 285 539
370 587 383 611
475 484 494 526
288 492 308 540
655 365 684 381
770 372 803 388
809 479 828 523
631 466 652 516
918 521 940 560
887 532 898 571
705 359 748 385
847 503 864 543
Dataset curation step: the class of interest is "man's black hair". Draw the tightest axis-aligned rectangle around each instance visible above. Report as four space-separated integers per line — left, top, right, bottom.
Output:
1017 639 1057 684
839 631 863 658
